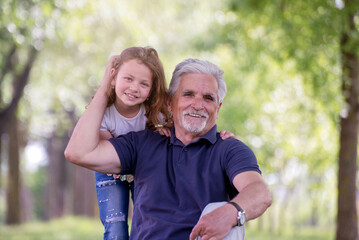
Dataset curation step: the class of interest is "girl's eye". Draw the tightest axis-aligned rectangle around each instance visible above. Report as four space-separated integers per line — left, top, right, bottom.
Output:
141 82 150 87
125 77 132 81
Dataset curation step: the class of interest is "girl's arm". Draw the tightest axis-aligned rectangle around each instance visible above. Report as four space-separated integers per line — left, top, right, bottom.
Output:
64 56 121 174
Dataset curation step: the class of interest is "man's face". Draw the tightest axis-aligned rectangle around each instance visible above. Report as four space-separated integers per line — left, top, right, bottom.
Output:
170 73 222 138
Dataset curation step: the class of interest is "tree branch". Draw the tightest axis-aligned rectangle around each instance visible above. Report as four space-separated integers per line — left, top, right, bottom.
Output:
0 46 38 133
0 44 17 84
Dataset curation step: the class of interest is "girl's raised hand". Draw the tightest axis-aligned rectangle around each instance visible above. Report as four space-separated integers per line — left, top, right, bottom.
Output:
100 55 119 90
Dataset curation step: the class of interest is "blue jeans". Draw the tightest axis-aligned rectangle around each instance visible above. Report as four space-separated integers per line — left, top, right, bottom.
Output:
94 172 134 240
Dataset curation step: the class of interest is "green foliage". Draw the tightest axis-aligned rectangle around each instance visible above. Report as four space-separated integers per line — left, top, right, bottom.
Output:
27 166 47 219
193 0 344 231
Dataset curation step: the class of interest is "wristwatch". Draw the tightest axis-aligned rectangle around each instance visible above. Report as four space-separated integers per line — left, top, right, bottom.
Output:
228 201 246 226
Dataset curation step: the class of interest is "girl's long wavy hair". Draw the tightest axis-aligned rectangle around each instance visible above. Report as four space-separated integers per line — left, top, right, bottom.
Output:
107 47 172 130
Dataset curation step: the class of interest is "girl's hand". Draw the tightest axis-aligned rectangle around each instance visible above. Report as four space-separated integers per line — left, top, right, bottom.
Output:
156 125 171 137
220 130 237 140
100 55 119 90
112 174 121 179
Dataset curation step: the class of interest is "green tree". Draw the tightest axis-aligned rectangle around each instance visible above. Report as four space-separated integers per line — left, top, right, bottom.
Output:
0 0 60 224
192 0 357 236
1 0 39 224
337 1 359 239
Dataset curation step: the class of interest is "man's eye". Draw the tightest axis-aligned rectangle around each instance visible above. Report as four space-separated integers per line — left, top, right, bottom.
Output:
204 95 215 101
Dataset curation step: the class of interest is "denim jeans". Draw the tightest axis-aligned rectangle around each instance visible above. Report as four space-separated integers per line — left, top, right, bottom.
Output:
94 172 134 240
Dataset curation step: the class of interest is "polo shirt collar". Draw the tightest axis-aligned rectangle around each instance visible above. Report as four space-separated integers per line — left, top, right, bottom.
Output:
170 125 218 145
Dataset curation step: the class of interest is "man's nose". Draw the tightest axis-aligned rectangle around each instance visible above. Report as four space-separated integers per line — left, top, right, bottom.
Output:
192 96 204 110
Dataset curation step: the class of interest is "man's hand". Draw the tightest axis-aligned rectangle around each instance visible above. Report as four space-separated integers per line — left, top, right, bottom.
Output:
189 204 236 240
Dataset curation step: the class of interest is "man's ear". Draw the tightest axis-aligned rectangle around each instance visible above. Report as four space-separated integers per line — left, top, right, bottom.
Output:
216 102 222 119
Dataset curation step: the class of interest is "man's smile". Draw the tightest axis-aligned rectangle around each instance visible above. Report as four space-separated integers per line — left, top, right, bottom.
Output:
184 111 208 119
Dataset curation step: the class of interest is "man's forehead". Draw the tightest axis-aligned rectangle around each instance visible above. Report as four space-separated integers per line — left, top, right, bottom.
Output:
181 88 216 96
179 74 217 87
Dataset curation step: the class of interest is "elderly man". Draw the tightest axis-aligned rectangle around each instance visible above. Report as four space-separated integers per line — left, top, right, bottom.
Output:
65 57 271 240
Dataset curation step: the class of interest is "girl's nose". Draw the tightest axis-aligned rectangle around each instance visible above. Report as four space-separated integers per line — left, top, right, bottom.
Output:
129 82 139 92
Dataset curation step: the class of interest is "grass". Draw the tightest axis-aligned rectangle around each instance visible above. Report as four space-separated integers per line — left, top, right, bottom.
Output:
246 227 334 240
0 216 334 240
0 216 103 240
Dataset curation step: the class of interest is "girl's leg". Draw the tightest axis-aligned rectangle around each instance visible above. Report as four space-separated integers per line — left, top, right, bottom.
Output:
94 172 130 240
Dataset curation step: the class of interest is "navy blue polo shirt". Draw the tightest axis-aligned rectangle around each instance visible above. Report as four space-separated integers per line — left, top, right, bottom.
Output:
109 125 260 240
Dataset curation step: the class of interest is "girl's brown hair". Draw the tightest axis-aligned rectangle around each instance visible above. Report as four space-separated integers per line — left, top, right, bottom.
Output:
107 47 172 130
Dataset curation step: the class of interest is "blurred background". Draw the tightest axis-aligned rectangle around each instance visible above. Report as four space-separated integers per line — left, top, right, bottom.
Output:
0 0 358 239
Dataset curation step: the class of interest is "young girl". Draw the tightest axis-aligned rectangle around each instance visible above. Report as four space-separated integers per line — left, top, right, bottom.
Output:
94 47 171 240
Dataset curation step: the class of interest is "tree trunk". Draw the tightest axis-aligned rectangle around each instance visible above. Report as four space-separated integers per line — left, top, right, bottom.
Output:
72 166 97 217
5 114 21 224
43 132 68 220
336 1 359 239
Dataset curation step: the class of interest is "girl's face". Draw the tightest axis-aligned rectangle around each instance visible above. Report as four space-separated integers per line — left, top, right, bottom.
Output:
112 59 153 108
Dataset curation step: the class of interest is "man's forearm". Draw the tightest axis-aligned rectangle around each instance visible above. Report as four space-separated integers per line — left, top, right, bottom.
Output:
231 179 272 221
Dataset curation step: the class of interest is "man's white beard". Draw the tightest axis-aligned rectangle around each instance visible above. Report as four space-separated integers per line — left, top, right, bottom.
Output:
182 110 208 133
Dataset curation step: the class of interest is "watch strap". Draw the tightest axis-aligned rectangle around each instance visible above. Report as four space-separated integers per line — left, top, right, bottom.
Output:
228 201 245 226
228 201 243 212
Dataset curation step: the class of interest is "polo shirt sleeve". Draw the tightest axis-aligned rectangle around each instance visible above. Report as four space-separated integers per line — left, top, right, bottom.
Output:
224 139 261 182
108 132 138 175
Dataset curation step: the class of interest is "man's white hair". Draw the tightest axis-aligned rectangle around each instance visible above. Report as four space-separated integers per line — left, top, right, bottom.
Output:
169 58 227 104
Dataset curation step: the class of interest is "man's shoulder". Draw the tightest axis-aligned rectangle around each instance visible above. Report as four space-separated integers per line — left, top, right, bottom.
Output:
214 133 244 146
214 134 254 154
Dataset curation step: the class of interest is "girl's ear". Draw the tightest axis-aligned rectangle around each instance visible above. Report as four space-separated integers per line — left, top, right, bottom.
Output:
110 69 116 87
110 68 116 76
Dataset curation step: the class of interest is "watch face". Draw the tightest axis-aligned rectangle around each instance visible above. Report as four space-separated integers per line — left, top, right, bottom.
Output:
239 212 246 225
239 211 246 225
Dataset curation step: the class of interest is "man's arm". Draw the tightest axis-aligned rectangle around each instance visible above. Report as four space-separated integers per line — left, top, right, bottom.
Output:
189 171 272 240
64 56 122 174
230 171 272 220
